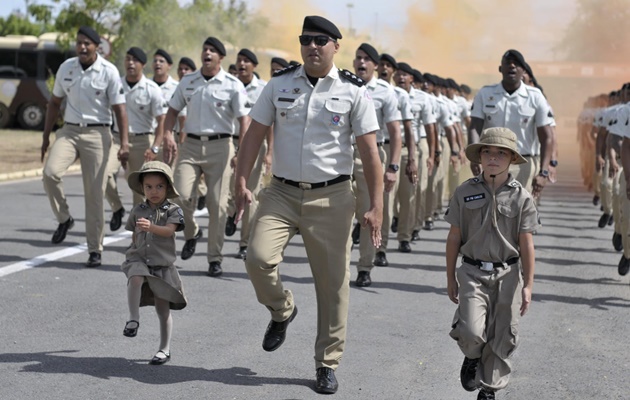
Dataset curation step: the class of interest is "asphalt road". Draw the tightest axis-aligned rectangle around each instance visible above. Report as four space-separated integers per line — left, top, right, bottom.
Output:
1 141 629 399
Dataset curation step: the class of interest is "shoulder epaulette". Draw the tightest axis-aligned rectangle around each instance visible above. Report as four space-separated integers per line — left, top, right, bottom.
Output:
273 64 300 77
338 69 365 86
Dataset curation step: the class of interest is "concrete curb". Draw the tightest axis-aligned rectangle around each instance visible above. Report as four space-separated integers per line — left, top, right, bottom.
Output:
0 165 81 182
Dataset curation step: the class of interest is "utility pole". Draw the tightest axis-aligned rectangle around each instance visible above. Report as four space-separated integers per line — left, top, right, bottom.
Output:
347 3 354 37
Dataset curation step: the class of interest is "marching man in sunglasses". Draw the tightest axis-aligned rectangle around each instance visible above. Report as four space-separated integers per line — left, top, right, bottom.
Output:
234 15 383 395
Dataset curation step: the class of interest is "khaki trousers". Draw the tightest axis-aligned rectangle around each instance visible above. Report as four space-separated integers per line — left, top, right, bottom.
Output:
173 137 234 263
227 140 267 248
593 158 602 196
396 145 419 242
600 157 614 215
353 145 386 272
427 136 447 219
612 164 623 234
42 124 112 253
619 175 630 258
449 261 523 391
435 136 450 214
105 134 123 212
413 138 430 230
246 178 354 369
509 155 540 194
380 143 398 252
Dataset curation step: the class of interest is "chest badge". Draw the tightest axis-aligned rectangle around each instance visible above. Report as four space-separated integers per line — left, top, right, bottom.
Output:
331 115 341 126
95 91 101 96
293 88 300 94
216 102 222 108
139 106 145 110
487 115 492 121
523 117 528 123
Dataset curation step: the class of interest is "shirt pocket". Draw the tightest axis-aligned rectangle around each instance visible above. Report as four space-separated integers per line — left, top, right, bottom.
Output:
90 79 108 97
133 93 152 112
482 103 500 122
464 197 486 226
497 202 518 218
211 90 230 109
273 97 301 120
324 99 351 127
518 106 535 126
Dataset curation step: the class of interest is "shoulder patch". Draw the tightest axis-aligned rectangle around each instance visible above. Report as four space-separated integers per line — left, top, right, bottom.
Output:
338 69 365 87
273 64 300 77
508 181 521 188
471 177 481 183
548 110 554 118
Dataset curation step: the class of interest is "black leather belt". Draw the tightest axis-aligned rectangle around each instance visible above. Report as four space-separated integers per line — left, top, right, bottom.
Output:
353 143 384 147
66 122 110 127
274 175 351 190
187 133 232 141
384 140 390 144
132 132 152 136
463 256 519 269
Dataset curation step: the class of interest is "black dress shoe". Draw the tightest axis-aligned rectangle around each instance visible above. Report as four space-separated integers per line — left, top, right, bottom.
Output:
351 222 361 245
234 246 247 260
411 229 420 242
593 195 600 206
398 241 411 253
423 220 434 231
197 195 206 210
315 367 338 394
181 228 202 260
262 306 298 352
598 213 610 228
109 207 125 231
608 215 614 226
123 320 139 337
374 251 389 267
391 216 398 233
225 213 237 237
51 216 74 244
613 232 623 252
618 256 630 276
461 356 479 392
86 252 101 268
149 350 170 365
477 387 495 400
355 271 371 287
207 261 223 277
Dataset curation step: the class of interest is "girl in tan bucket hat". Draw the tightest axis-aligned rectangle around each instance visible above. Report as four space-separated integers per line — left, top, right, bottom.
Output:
444 127 540 399
122 161 187 365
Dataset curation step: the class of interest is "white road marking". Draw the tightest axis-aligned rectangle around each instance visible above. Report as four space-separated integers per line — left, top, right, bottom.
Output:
0 208 209 278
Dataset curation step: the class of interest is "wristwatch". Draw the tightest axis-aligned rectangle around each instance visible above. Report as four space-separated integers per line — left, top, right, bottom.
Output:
151 146 159 154
451 150 459 156
388 164 400 172
549 160 558 167
539 169 550 178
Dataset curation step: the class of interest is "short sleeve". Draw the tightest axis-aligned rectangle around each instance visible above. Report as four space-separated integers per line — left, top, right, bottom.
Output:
351 86 380 136
106 68 126 105
399 92 414 121
167 204 185 232
519 196 541 233
125 207 138 231
534 94 553 128
444 191 461 227
52 66 65 98
470 91 485 120
248 81 275 127
151 86 166 117
382 89 401 124
168 82 186 113
231 82 249 119
422 100 436 125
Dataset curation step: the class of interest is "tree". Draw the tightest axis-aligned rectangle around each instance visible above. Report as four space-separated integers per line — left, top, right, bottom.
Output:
555 0 630 62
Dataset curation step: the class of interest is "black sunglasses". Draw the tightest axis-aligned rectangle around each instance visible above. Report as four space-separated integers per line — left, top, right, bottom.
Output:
299 35 334 46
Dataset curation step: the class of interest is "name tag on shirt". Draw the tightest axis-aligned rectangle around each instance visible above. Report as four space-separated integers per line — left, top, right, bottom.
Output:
464 193 485 202
277 97 295 103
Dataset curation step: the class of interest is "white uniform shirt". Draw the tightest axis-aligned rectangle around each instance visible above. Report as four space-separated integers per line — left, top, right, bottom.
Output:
168 68 249 135
455 95 471 120
121 75 165 134
364 78 400 143
249 65 379 183
408 88 436 142
156 75 186 131
387 86 414 142
53 54 125 124
234 74 267 137
615 104 630 138
471 82 553 155
434 94 455 136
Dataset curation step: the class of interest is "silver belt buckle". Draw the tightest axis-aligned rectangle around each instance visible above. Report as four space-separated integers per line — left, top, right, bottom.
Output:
480 262 494 272
79 122 87 127
299 182 312 190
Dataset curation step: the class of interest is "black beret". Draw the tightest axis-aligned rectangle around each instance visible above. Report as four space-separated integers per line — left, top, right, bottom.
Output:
237 48 258 65
379 53 398 69
412 69 424 83
446 78 460 90
127 47 147 64
460 84 471 94
358 43 379 64
204 37 226 56
423 73 437 85
77 26 100 45
502 49 526 69
435 76 447 88
271 57 289 68
154 49 173 64
178 57 196 71
302 15 342 40
397 62 414 75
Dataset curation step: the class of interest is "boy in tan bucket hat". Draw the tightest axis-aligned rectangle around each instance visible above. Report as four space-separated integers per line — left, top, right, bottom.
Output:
444 127 540 399
122 161 187 365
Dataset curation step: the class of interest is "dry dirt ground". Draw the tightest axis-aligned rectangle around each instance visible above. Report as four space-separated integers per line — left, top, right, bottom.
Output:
0 129 48 175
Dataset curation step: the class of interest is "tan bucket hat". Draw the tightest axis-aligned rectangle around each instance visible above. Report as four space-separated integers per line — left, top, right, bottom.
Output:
127 161 180 199
465 127 528 165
